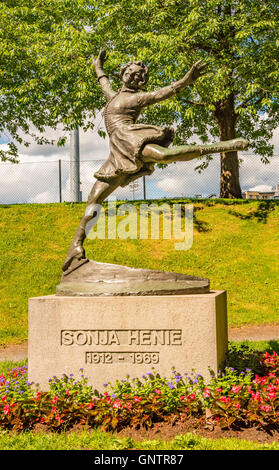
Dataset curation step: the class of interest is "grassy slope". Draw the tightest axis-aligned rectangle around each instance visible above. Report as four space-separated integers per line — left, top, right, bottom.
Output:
0 199 278 345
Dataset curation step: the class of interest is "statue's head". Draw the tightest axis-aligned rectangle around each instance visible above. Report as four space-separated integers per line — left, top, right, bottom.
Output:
120 61 149 89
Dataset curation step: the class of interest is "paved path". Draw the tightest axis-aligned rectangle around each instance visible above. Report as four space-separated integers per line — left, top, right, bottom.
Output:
1 325 279 362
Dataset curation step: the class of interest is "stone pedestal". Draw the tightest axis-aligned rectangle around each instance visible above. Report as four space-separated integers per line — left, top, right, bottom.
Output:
28 291 228 392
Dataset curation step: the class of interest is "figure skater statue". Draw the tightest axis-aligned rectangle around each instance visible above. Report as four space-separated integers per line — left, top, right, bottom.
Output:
62 50 248 274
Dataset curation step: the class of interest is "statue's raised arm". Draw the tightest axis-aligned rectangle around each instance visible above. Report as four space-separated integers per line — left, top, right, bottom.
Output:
137 60 207 107
92 49 116 101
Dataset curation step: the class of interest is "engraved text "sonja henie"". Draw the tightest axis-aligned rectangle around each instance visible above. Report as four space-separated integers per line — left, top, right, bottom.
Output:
61 329 182 346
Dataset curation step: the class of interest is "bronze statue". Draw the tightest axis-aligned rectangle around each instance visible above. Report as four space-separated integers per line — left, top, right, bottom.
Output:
62 50 248 274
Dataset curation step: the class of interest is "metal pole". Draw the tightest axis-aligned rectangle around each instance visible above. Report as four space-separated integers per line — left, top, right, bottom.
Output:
143 175 146 200
70 128 81 202
58 159 62 203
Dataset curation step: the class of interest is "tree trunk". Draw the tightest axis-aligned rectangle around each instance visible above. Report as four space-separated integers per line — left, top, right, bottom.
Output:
214 95 242 199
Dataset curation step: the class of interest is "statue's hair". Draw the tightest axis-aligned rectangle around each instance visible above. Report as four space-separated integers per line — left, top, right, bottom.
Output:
120 61 149 81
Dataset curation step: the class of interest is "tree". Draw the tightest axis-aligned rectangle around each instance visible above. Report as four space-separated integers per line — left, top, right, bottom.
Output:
0 0 104 162
90 0 279 198
1 0 278 199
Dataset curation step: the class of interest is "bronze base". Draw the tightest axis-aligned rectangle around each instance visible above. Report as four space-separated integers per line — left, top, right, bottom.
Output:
57 259 210 296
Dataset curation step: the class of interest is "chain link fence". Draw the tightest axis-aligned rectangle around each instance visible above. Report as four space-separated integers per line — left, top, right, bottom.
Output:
0 155 279 204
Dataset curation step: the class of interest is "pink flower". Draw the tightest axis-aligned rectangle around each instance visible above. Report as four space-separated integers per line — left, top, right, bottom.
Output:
216 387 223 393
106 397 111 404
88 402 95 409
51 406 57 414
55 414 64 423
155 389 161 395
126 402 132 410
253 375 262 384
203 387 211 398
1 396 8 402
65 389 71 396
51 396 58 404
134 396 142 402
251 392 262 403
113 399 122 409
179 395 185 401
234 402 241 409
220 396 231 404
3 404 11 415
231 385 242 394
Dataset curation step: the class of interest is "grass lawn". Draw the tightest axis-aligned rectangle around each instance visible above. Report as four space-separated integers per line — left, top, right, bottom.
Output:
0 199 279 345
0 428 278 450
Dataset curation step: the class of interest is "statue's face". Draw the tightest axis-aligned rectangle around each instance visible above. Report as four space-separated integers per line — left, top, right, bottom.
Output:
122 64 148 89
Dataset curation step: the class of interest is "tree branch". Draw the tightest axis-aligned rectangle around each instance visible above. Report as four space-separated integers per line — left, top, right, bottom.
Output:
236 90 268 110
181 98 206 107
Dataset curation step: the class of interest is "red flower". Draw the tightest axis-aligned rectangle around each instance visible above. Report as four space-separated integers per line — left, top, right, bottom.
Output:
3 404 10 415
134 396 142 402
220 396 231 404
113 399 122 409
260 405 272 412
268 391 277 400
88 402 95 409
251 391 262 403
51 406 57 414
231 385 242 394
51 396 58 404
155 389 161 395
203 388 211 398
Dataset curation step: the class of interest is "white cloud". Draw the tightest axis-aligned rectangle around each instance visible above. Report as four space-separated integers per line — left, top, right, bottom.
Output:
247 185 273 193
29 191 58 204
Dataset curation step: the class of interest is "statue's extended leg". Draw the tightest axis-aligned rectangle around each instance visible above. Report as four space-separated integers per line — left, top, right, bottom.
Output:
62 176 125 274
141 138 249 163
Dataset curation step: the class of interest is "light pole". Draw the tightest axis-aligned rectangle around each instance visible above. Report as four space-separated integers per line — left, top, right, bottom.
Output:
70 128 82 202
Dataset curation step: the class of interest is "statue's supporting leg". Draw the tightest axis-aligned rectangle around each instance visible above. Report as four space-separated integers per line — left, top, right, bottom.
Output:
62 176 125 273
141 138 249 164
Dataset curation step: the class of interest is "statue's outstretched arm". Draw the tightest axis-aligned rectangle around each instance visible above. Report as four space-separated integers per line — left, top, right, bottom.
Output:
92 49 116 101
138 60 207 107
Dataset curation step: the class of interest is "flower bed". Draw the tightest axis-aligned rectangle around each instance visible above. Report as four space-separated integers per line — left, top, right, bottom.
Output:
0 344 279 433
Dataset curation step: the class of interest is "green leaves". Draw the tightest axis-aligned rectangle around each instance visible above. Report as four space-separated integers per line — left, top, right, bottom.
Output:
0 0 102 161
0 0 278 195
